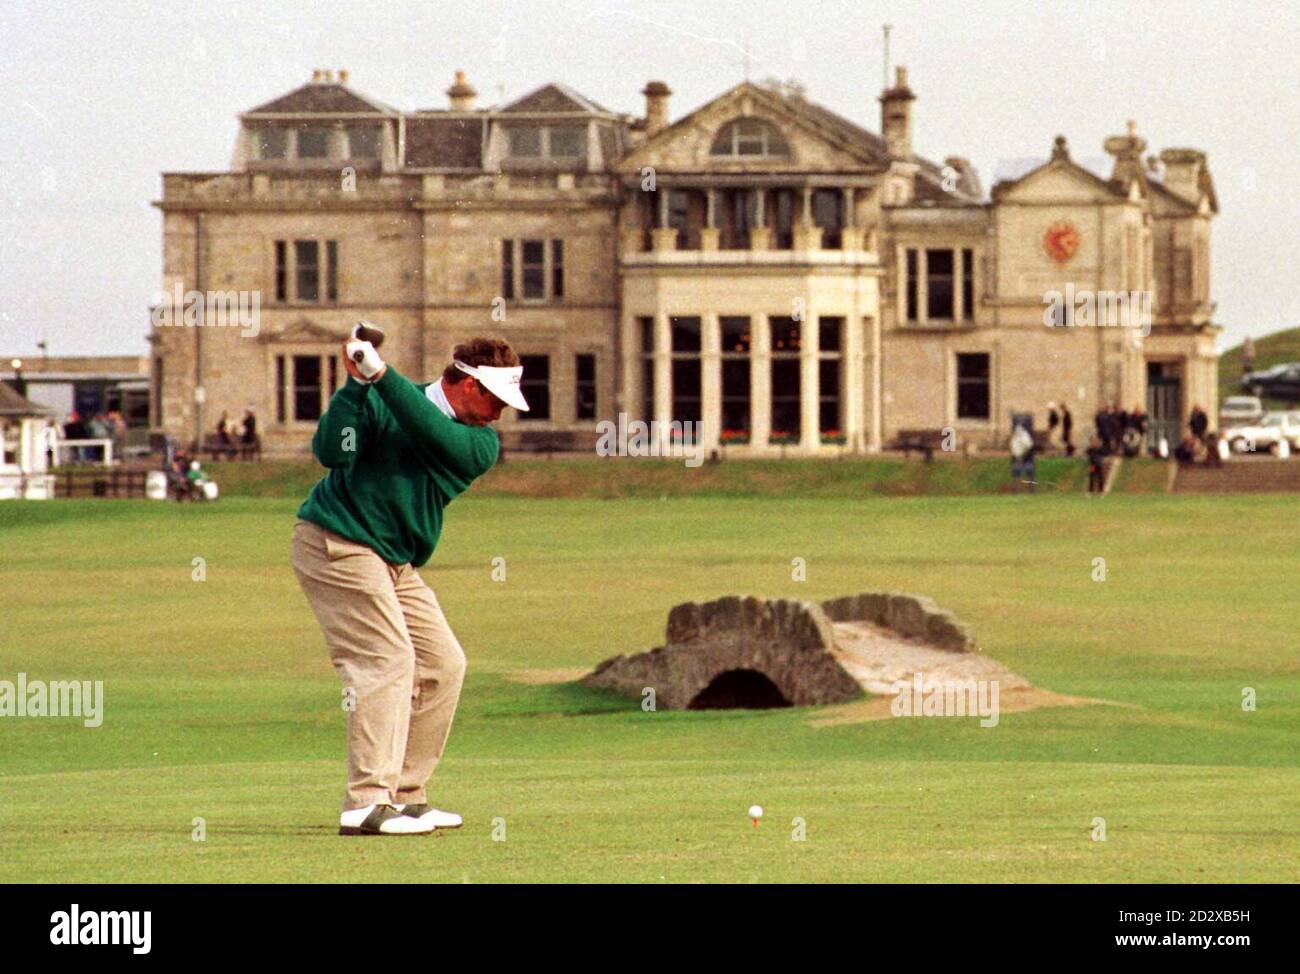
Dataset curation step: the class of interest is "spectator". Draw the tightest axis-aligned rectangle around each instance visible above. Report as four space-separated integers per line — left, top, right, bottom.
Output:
240 408 258 456
1189 404 1209 446
186 459 209 500
62 411 88 463
1061 402 1074 457
1093 405 1109 455
1174 433 1203 463
1205 431 1224 467
1086 435 1106 494
1046 402 1060 451
217 411 234 448
106 410 127 453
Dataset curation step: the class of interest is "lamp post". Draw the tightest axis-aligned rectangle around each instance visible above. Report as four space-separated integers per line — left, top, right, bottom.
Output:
9 358 24 397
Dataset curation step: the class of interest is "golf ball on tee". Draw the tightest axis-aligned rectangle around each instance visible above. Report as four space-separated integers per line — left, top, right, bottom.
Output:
748 805 763 819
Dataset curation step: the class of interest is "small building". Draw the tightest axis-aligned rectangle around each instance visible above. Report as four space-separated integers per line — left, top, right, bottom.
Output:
0 383 59 500
0 356 153 457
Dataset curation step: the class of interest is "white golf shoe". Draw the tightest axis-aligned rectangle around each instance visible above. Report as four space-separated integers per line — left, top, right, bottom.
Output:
398 803 463 830
339 803 435 836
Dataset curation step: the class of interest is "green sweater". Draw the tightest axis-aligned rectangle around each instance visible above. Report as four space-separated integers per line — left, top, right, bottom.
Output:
296 367 499 567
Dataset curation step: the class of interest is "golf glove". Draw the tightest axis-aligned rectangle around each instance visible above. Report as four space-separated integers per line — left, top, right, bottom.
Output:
346 339 385 381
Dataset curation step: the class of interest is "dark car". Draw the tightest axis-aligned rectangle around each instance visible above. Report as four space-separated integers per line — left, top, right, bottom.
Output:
1241 362 1300 401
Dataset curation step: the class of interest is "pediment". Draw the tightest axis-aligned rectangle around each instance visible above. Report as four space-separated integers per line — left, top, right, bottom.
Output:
619 83 887 175
995 159 1126 205
260 317 347 344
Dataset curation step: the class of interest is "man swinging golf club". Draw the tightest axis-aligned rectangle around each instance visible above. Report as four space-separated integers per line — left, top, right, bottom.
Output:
291 322 528 835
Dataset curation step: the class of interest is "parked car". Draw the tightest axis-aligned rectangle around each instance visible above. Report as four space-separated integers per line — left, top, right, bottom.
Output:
1270 411 1300 450
1222 412 1297 456
1241 362 1300 401
1219 395 1264 427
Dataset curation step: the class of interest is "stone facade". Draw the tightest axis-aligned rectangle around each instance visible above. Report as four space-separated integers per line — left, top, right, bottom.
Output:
153 68 1219 456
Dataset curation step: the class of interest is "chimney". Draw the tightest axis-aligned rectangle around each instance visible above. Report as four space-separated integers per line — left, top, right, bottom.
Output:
338 69 349 86
944 156 982 198
1103 119 1147 185
1158 148 1206 203
311 69 323 83
879 65 915 159
642 81 671 136
446 70 477 111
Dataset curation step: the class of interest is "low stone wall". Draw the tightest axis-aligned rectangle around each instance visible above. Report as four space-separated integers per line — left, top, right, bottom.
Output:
583 595 862 710
819 592 977 653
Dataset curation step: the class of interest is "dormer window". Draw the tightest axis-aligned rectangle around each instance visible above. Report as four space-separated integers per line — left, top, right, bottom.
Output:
298 128 329 158
711 119 790 158
548 127 583 158
510 127 542 157
346 126 379 159
256 128 289 160
506 126 586 160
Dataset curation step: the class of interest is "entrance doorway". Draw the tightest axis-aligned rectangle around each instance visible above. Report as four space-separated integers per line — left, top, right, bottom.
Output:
1147 361 1182 451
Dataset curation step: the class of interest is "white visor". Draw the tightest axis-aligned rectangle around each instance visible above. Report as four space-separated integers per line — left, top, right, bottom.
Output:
454 360 529 411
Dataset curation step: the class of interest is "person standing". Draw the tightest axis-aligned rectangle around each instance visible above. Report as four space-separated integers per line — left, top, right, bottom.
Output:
291 324 528 837
1189 404 1209 448
1061 401 1074 457
1046 402 1060 452
1086 435 1106 494
239 408 258 458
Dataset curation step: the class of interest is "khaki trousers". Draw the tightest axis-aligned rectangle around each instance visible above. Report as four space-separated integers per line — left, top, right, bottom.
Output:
291 519 466 812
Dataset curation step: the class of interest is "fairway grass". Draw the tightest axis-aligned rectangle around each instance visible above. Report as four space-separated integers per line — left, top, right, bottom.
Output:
1 495 1296 883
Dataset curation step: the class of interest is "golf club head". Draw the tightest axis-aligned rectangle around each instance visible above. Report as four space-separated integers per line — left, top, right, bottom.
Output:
351 322 385 364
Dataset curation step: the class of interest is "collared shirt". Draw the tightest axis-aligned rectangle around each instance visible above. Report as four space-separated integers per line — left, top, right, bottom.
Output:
424 378 457 420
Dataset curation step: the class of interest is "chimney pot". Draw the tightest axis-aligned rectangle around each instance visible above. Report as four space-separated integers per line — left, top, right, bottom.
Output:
642 80 672 136
339 69 349 85
446 70 478 110
879 65 915 158
311 69 322 83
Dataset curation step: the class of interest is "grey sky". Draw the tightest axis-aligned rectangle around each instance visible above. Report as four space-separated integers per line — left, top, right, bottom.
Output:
1 0 1295 358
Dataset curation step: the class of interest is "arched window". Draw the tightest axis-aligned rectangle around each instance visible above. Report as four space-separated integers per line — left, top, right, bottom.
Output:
710 118 790 158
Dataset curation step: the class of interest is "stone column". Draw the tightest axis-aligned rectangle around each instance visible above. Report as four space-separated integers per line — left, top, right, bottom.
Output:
751 314 772 449
701 312 721 451
793 184 818 250
622 311 643 423
843 311 864 451
700 188 720 251
654 312 672 451
651 188 676 252
953 246 965 323
800 307 820 451
843 187 857 251
750 189 771 250
917 247 929 324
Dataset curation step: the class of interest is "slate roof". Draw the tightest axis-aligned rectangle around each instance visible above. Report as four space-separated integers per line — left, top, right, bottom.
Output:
501 82 612 115
405 115 484 169
246 82 396 115
0 383 55 417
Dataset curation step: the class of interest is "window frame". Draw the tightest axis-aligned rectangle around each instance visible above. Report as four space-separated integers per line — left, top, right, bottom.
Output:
273 238 340 305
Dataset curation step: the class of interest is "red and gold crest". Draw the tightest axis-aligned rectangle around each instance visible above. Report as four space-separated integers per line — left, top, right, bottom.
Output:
1044 221 1079 264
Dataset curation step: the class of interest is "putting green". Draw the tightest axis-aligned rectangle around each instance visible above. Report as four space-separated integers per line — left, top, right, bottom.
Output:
0 495 1296 882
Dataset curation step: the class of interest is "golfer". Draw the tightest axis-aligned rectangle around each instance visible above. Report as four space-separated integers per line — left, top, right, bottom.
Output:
291 323 527 836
